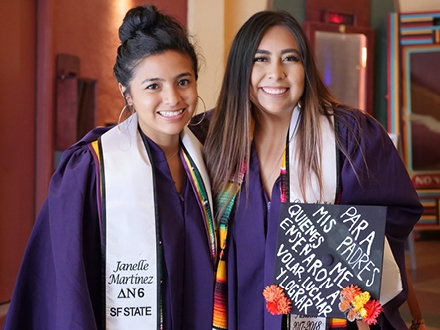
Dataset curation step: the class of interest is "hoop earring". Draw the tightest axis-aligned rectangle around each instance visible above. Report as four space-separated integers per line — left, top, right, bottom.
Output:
117 104 135 132
118 105 128 126
188 96 207 126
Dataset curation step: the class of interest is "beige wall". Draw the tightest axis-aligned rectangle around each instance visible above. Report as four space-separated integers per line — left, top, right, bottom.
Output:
394 0 440 12
188 0 269 110
53 0 187 126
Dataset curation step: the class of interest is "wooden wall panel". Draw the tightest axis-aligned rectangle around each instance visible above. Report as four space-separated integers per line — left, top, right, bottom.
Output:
0 0 37 316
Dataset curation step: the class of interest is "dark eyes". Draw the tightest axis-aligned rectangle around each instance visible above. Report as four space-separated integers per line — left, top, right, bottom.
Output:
254 56 268 63
284 55 300 62
253 54 300 63
178 79 190 86
145 79 191 90
146 84 159 90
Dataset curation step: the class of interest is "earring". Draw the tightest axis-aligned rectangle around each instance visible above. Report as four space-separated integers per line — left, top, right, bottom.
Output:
118 105 128 125
188 96 207 126
117 103 135 131
297 100 302 109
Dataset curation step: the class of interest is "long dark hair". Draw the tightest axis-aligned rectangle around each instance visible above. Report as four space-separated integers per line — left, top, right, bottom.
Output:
204 10 359 208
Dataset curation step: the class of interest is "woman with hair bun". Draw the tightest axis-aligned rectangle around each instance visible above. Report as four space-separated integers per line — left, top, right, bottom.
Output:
4 5 214 330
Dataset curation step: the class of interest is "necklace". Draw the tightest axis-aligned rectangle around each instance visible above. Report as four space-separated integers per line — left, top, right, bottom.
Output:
154 148 180 163
165 148 180 162
258 140 288 201
260 146 286 183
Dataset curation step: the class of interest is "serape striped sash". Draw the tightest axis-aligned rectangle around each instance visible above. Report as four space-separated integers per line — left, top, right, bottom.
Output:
212 106 343 329
181 145 216 263
212 166 246 330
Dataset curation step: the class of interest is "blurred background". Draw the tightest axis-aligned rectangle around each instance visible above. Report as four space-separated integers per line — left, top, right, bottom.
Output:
1 0 439 328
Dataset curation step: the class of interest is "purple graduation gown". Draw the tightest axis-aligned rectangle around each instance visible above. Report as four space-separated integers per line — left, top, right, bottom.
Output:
226 110 423 330
3 127 214 330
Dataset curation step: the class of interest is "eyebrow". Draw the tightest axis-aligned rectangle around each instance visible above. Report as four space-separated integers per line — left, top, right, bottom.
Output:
141 72 193 85
255 48 299 55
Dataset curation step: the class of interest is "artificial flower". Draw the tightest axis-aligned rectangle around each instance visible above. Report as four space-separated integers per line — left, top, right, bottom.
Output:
358 307 368 318
276 296 292 314
263 285 292 315
339 286 383 325
266 301 279 315
263 284 284 303
340 285 362 302
362 299 384 325
352 291 371 310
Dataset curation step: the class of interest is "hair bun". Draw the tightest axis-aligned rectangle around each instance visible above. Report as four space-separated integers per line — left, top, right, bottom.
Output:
118 5 159 43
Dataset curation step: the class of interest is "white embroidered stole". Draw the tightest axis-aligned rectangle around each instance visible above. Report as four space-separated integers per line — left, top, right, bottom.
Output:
98 113 213 329
100 114 159 329
287 107 337 329
288 106 337 204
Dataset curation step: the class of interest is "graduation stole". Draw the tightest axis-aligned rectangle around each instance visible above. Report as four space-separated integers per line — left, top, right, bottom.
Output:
212 165 246 330
212 106 343 330
91 113 215 330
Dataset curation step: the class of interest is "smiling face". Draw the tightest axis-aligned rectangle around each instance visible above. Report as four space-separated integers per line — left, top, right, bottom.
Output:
250 25 305 119
122 50 197 144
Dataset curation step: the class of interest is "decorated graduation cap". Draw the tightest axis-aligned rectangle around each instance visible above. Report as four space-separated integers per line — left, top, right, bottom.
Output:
266 203 399 324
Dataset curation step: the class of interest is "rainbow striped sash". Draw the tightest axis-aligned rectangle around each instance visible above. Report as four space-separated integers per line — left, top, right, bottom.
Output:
212 166 246 330
212 106 346 329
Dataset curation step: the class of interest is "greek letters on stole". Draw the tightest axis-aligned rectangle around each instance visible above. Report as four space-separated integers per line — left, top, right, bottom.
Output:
93 113 214 329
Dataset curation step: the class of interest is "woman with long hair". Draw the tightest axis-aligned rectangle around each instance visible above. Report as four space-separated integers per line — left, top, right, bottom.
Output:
204 10 422 330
